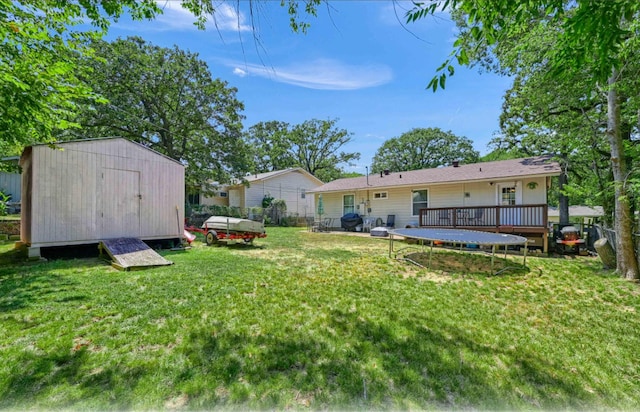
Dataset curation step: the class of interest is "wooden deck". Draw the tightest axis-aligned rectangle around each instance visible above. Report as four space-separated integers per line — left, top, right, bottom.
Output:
419 205 550 251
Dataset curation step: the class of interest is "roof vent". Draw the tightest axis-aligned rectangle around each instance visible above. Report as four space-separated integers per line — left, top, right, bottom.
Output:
453 161 460 168
384 169 390 175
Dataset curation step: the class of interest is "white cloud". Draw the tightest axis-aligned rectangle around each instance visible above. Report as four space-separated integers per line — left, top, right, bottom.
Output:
233 67 247 77
149 1 250 32
228 59 393 90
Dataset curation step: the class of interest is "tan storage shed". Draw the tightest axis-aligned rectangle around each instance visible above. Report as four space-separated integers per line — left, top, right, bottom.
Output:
20 138 185 258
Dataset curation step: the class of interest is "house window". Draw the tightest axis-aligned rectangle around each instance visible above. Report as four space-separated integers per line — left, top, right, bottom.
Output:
343 194 355 215
412 189 428 216
219 192 227 198
500 186 516 205
188 192 200 205
373 192 388 199
301 189 306 199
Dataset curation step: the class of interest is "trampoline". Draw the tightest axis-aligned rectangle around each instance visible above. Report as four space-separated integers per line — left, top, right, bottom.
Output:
388 228 528 275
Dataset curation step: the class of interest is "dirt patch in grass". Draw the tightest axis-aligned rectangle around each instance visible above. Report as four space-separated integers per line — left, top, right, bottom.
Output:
405 249 526 276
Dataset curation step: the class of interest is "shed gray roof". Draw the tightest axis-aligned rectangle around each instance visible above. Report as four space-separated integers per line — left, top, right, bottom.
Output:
310 156 561 193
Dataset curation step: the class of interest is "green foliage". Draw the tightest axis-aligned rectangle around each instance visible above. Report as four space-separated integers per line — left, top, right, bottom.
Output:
245 118 360 182
1 0 325 154
408 1 640 91
0 190 9 216
262 194 274 208
338 171 364 179
66 37 250 192
371 127 479 173
246 121 295 173
1 229 640 409
265 199 287 226
413 0 640 276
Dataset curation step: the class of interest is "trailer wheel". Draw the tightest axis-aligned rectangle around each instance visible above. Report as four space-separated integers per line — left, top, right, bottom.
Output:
243 238 254 245
205 231 218 246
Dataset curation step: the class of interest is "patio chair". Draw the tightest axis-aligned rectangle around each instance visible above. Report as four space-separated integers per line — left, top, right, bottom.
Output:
385 214 395 229
362 217 376 232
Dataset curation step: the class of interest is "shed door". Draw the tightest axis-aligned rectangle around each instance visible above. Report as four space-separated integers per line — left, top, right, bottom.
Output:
101 169 140 238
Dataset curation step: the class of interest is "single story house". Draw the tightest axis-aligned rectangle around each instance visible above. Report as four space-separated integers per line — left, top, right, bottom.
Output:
200 168 323 218
308 156 562 251
19 138 185 258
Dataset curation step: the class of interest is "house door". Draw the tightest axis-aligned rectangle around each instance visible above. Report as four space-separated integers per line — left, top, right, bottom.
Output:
101 169 140 238
229 189 240 208
497 182 522 225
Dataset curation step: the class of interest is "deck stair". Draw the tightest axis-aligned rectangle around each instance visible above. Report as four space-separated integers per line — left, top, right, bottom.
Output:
99 238 173 270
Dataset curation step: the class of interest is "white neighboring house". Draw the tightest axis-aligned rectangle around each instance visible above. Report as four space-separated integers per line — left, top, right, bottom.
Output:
200 168 323 217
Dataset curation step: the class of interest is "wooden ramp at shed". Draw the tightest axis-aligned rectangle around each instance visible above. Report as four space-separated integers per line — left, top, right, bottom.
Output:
100 238 173 271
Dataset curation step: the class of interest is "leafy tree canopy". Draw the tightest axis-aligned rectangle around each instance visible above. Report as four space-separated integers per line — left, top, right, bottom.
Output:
245 118 360 182
1 0 323 153
66 37 249 193
407 1 640 91
371 127 479 173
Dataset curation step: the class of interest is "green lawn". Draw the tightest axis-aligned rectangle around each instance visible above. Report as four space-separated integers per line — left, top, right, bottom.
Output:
1 228 639 410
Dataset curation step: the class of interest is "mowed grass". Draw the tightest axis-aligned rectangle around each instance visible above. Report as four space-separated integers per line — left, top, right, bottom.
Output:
1 228 639 410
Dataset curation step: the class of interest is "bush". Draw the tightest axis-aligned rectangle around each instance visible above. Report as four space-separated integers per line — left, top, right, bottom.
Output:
0 190 9 217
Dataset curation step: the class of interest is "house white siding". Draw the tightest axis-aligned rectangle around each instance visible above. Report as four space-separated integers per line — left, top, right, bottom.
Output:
0 172 21 202
21 139 184 248
244 170 316 216
314 176 550 229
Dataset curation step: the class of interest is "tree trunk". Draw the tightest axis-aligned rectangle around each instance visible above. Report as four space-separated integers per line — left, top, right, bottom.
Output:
558 155 570 225
607 69 639 279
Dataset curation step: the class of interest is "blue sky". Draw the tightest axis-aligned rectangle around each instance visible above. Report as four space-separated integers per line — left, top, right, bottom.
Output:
106 1 512 174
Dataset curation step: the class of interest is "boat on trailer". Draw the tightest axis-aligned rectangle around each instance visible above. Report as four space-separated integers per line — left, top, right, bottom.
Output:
200 216 266 245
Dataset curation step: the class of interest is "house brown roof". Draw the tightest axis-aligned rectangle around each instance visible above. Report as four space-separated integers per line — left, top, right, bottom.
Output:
309 156 561 193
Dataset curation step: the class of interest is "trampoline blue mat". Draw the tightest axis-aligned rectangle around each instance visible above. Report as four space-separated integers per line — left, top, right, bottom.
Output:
389 228 527 246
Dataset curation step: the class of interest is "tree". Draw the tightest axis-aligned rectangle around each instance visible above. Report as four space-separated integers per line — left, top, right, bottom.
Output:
408 1 640 279
1 1 323 153
68 37 249 192
245 121 296 172
289 119 360 182
245 118 360 182
371 128 478 173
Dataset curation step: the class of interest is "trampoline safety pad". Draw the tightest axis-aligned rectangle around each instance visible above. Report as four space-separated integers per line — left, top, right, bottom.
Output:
388 228 528 275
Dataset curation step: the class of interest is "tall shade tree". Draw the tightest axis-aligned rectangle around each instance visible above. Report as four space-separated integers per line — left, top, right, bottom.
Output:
288 119 360 182
245 118 360 182
371 128 478 173
244 121 296 172
456 13 617 226
68 37 249 193
408 1 640 279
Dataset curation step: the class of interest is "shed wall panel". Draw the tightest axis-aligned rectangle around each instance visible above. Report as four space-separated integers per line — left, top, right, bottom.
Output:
25 139 183 246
